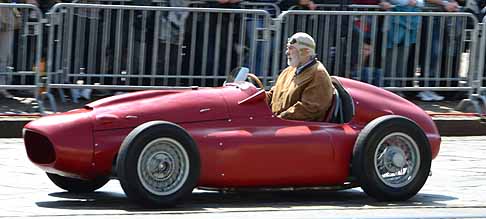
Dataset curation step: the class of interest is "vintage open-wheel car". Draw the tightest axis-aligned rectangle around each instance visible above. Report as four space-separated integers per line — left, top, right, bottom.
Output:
23 67 440 207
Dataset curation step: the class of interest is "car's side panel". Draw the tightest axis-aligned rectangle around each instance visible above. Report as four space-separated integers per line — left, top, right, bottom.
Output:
217 118 338 187
190 83 360 187
181 117 359 188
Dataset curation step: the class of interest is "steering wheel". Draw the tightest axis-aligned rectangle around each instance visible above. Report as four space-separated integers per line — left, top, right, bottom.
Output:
247 73 264 89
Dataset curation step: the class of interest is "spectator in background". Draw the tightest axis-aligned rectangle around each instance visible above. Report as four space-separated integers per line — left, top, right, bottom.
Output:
427 0 461 12
280 0 347 11
281 0 379 11
413 0 462 101
380 0 424 96
351 39 383 86
352 0 380 3
0 0 18 98
183 0 243 86
156 0 190 86
463 0 486 21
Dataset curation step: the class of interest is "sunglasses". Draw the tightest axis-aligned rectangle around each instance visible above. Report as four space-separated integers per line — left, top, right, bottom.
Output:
288 38 297 45
287 37 315 50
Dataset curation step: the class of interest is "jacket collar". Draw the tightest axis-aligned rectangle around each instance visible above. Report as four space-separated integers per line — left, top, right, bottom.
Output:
295 56 317 75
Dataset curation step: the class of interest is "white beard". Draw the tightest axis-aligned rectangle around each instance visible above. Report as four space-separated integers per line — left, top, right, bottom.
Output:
287 53 300 67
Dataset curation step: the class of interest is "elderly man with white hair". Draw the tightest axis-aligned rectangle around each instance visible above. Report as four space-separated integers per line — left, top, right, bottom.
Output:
267 32 334 122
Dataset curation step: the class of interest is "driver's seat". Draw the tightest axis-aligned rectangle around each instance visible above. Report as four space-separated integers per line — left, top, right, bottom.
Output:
325 77 355 124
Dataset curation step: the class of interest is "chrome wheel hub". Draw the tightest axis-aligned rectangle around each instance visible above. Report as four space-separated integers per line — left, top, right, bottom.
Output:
374 133 421 188
137 138 190 196
148 152 174 181
383 146 407 173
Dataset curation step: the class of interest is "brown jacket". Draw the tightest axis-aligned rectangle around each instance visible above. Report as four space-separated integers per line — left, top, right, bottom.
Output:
267 60 334 121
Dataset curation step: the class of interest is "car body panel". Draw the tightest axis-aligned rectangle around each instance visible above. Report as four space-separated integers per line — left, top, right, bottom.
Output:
23 109 94 179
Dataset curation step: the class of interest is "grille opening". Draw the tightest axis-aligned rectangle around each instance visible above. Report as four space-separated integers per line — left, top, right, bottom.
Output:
24 130 56 164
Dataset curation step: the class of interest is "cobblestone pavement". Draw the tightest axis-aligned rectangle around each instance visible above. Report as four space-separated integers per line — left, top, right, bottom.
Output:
0 137 485 218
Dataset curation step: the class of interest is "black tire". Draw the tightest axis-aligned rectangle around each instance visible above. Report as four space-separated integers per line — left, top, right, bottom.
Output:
116 121 200 207
352 115 432 201
46 173 109 193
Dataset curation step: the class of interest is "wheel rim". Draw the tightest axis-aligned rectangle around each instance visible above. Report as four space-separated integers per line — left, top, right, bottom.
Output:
374 132 421 188
137 138 190 196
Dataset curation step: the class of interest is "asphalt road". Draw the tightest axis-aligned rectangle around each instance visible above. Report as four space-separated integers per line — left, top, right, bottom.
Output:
1 137 486 219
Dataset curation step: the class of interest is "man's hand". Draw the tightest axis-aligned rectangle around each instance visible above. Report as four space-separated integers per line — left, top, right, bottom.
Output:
25 0 39 6
308 1 317 10
299 0 317 10
379 2 393 10
443 1 459 12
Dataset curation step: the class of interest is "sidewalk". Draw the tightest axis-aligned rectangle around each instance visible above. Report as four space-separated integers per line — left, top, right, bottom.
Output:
0 91 485 137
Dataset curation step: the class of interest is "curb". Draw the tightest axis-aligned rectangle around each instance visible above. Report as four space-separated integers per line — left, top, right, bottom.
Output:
1 116 485 138
0 118 33 138
432 116 486 137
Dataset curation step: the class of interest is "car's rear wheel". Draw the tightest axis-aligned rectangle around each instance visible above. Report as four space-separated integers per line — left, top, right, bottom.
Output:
117 121 200 207
46 173 109 193
352 116 432 201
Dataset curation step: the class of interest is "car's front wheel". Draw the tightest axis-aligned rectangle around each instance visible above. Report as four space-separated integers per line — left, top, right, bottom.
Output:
352 116 432 201
46 173 109 193
117 121 200 207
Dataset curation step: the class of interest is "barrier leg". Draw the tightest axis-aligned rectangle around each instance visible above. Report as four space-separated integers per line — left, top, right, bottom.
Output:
455 94 486 114
57 88 67 103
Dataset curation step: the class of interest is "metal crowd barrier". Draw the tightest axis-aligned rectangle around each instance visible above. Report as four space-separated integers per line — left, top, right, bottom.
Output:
5 3 485 113
45 3 274 94
479 18 486 94
274 10 480 93
0 3 48 111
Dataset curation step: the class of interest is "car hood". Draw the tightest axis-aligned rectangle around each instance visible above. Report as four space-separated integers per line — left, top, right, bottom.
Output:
86 88 230 131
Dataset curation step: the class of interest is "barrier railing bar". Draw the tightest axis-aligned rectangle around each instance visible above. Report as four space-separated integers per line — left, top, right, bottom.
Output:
479 18 485 92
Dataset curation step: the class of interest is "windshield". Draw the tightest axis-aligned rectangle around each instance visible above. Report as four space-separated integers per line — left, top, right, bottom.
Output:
225 67 249 84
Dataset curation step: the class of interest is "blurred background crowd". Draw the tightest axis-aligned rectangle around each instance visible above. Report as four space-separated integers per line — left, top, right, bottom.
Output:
1 0 486 105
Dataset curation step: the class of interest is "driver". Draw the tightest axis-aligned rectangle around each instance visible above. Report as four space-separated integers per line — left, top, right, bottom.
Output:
267 32 334 121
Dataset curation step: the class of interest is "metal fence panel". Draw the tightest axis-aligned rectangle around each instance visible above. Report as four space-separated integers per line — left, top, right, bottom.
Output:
46 3 273 91
0 3 43 96
479 18 486 93
274 10 479 92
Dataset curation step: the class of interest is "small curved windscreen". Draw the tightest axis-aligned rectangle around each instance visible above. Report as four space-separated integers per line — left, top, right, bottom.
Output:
225 67 249 84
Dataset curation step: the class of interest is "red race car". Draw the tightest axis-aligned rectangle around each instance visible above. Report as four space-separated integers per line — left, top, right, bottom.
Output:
23 68 440 207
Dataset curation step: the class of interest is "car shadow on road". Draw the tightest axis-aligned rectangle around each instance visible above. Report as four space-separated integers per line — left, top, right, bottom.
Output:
35 189 458 211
